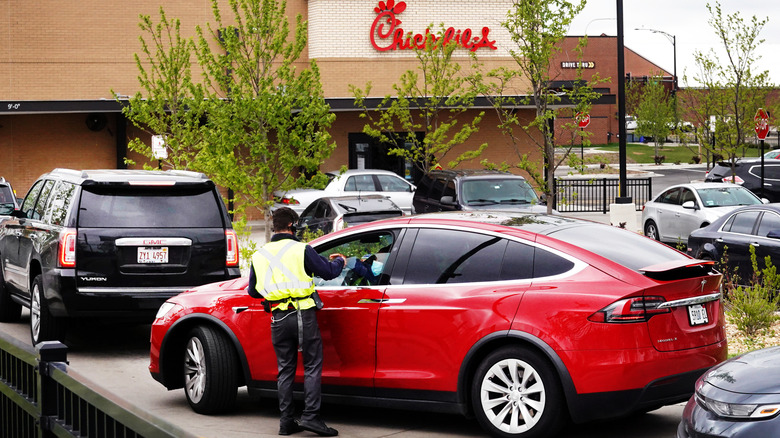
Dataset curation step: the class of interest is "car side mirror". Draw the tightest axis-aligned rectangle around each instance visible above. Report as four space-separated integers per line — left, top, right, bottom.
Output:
440 195 456 205
762 198 770 204
767 230 780 239
10 209 26 219
539 193 548 205
682 201 697 210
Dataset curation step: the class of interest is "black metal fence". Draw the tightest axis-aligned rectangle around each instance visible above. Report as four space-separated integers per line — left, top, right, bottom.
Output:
0 333 196 438
552 177 653 213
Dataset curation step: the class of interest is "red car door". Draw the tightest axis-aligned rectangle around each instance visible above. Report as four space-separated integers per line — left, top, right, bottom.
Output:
374 228 527 393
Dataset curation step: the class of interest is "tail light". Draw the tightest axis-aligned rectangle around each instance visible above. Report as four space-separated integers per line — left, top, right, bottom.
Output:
276 196 300 206
225 230 239 267
58 229 77 268
588 296 670 323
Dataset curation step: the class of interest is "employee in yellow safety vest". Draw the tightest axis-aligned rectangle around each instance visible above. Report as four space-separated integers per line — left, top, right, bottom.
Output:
248 207 346 437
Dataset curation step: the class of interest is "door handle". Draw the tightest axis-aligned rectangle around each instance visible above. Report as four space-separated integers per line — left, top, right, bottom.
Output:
751 242 760 247
715 238 724 243
358 298 406 304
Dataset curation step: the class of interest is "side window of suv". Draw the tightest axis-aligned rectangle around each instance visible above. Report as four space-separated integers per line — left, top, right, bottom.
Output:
21 180 45 219
33 180 55 220
403 228 506 284
42 181 77 226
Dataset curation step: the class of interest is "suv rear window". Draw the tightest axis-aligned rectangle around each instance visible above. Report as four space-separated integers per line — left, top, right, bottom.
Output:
78 186 224 228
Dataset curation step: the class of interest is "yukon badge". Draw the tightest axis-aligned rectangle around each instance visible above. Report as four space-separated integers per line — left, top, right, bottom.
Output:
80 276 108 282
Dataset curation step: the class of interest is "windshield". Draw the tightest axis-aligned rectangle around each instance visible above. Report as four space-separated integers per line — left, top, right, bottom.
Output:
696 186 761 207
462 179 539 206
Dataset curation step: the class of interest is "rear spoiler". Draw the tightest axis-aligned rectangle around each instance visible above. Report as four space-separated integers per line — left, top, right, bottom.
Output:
639 259 716 281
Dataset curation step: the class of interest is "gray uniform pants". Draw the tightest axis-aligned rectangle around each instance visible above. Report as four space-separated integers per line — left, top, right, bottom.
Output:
271 307 323 423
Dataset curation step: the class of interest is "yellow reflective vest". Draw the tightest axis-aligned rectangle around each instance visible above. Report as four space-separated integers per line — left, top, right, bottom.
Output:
252 239 316 311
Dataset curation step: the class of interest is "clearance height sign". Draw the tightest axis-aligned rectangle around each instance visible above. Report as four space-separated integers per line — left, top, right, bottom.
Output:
307 0 515 59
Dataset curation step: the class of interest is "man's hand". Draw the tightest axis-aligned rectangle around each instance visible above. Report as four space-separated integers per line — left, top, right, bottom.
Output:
329 253 348 266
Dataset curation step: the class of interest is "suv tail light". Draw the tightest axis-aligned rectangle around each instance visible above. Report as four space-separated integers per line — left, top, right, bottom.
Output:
588 296 670 323
275 196 299 206
225 230 239 267
59 229 77 268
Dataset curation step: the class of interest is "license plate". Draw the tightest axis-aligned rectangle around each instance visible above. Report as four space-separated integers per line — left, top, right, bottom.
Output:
687 304 708 326
138 247 168 264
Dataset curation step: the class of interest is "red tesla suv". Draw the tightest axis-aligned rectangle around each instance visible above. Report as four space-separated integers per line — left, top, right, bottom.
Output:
149 212 727 438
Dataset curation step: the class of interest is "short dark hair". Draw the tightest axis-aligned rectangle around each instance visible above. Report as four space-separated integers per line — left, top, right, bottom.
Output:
272 207 299 232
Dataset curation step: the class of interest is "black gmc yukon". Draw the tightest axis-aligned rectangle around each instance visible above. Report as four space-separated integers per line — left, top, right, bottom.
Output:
0 169 241 344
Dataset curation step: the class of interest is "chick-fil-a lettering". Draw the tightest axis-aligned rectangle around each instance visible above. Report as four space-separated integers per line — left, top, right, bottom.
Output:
370 10 497 52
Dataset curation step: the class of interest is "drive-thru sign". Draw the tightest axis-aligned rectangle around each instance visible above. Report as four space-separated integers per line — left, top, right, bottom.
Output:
755 108 770 140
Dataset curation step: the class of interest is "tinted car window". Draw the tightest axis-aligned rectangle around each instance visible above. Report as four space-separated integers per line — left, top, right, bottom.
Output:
500 240 534 280
549 224 689 271
403 229 505 284
20 180 44 218
32 180 55 220
658 188 680 205
42 181 77 226
680 188 696 205
533 247 575 277
78 186 223 228
757 212 780 237
728 211 760 235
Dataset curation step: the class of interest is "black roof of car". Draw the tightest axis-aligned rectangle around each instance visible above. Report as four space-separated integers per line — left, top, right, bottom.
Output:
45 168 212 186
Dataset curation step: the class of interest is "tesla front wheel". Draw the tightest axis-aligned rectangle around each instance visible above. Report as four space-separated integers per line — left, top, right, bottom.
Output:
472 346 567 438
183 325 238 414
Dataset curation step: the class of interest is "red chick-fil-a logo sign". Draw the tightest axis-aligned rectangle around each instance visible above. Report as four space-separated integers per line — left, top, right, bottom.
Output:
370 0 497 52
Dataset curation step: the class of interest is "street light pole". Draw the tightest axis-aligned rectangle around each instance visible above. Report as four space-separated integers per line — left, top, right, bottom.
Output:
635 28 677 120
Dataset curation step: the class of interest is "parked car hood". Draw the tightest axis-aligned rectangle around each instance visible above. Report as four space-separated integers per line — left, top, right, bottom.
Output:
705 346 780 394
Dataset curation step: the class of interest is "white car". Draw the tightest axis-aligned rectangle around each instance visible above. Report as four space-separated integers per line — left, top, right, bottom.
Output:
641 182 766 245
273 169 416 215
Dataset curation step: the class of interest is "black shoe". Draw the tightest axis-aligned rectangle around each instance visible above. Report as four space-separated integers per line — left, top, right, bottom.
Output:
296 418 338 437
279 418 303 435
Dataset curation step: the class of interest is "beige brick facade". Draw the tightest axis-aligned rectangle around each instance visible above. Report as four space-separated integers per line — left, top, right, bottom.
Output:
0 0 668 220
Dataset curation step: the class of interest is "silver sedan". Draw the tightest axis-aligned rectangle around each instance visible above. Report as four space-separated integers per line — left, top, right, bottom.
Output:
641 182 766 245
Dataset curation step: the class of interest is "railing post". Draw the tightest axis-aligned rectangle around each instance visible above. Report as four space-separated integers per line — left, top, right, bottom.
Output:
36 341 68 438
602 178 608 214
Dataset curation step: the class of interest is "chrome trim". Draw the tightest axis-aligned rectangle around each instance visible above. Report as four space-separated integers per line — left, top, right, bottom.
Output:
115 237 192 247
656 292 721 309
77 287 187 294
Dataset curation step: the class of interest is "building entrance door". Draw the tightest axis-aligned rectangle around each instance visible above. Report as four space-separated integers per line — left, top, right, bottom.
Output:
348 133 421 183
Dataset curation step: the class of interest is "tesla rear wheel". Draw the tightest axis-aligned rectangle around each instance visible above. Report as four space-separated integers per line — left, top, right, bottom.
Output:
471 346 567 438
183 326 238 414
0 269 21 322
644 220 659 241
30 274 66 344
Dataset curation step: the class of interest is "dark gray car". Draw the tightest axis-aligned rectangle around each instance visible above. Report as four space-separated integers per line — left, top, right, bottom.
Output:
297 194 403 236
412 169 548 214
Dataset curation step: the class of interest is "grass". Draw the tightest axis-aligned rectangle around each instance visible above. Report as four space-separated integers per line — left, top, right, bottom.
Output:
582 142 763 165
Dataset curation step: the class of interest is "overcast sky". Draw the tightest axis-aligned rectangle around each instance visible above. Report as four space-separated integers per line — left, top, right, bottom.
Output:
567 1 778 87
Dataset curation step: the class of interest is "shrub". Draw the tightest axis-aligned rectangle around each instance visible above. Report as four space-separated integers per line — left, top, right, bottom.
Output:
725 246 780 345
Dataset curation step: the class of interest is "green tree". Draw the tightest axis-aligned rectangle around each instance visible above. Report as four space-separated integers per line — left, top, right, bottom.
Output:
117 8 206 171
195 0 337 242
476 0 604 214
634 76 675 162
684 2 771 177
351 29 486 175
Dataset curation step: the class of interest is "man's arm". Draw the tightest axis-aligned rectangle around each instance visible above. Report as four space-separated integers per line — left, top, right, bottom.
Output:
247 264 263 298
304 246 345 280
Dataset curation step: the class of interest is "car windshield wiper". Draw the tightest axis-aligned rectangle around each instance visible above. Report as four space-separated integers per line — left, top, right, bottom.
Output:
499 199 530 204
466 199 498 205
